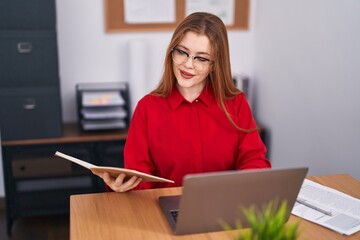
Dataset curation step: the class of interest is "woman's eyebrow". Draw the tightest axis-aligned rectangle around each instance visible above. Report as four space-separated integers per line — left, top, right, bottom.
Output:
176 45 211 56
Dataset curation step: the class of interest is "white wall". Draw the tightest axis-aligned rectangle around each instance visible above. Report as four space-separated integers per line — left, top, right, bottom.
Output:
0 1 257 197
56 0 257 122
254 0 360 179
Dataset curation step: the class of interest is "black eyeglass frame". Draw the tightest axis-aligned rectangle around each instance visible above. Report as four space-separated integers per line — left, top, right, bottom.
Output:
171 48 214 65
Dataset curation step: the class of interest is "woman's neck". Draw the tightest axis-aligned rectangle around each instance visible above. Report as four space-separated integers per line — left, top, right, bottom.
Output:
177 81 207 102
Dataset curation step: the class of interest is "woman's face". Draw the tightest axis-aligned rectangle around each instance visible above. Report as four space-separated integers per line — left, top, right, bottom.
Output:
172 31 212 99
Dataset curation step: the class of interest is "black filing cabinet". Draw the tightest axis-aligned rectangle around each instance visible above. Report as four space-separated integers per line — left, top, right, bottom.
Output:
0 0 62 141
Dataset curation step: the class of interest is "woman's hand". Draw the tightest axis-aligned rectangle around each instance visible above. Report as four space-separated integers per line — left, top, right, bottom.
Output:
92 171 142 192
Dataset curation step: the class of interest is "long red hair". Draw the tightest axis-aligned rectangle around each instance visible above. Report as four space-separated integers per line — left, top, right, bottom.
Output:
152 12 256 132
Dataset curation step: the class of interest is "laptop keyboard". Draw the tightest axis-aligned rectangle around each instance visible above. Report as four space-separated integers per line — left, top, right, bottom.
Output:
170 210 179 222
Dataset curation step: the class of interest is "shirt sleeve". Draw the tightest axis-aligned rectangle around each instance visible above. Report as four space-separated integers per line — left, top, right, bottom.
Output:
235 95 271 170
123 97 156 190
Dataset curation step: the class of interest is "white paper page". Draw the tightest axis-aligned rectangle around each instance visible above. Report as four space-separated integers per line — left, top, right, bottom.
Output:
82 91 125 107
124 0 175 23
81 107 127 119
186 0 235 25
54 151 95 169
81 119 127 130
292 179 360 235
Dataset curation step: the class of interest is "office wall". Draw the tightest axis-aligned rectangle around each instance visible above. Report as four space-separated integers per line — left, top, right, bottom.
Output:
0 1 257 196
254 0 360 179
56 0 257 122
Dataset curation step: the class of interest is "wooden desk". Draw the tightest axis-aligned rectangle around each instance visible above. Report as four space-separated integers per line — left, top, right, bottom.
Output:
70 174 360 240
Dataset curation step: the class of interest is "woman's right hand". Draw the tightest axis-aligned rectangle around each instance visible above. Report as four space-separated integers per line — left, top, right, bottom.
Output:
92 170 142 192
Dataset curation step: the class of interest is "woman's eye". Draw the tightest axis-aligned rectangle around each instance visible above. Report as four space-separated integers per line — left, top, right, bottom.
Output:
177 49 188 56
195 57 209 62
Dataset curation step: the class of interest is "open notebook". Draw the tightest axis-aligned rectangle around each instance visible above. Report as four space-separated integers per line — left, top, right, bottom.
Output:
54 151 174 183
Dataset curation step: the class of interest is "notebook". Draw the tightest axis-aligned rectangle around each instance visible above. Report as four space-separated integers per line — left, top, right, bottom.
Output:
158 167 308 235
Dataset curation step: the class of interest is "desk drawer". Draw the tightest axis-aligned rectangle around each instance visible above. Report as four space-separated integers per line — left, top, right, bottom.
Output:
16 176 92 192
12 156 71 178
10 148 91 178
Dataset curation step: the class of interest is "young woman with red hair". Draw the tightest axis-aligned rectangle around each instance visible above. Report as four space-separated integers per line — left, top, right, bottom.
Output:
95 12 271 192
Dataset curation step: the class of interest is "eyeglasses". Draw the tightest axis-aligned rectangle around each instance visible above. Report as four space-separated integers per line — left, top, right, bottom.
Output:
171 48 213 70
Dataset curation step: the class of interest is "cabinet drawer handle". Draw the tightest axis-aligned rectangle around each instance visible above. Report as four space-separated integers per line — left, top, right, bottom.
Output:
17 42 33 53
23 99 36 110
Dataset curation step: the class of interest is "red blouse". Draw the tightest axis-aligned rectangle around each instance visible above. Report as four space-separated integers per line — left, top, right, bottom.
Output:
124 84 271 190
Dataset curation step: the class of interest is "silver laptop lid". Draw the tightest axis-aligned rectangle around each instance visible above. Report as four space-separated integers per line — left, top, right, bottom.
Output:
174 167 308 235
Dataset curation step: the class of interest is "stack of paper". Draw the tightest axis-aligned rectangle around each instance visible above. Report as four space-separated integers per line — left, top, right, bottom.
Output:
76 82 130 131
292 179 360 236
81 107 127 120
82 91 125 107
81 119 127 131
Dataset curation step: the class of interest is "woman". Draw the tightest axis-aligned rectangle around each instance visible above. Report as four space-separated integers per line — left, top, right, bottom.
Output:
96 12 271 192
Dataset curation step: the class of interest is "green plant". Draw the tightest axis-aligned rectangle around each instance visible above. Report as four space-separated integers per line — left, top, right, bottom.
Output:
220 200 300 240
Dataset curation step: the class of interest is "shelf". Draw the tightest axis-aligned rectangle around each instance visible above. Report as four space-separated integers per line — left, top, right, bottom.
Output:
1 122 128 146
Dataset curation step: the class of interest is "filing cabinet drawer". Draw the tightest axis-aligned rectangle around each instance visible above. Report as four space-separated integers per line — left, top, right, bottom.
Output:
0 30 59 88
0 0 56 30
0 87 62 141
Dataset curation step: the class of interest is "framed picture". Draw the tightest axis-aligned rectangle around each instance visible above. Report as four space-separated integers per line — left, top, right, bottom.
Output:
104 0 249 32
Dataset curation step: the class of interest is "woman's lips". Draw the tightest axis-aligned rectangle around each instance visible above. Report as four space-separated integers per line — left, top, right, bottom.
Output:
180 70 195 79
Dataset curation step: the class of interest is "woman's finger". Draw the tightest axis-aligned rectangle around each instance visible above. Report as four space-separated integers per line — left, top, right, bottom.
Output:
90 171 142 193
115 175 142 192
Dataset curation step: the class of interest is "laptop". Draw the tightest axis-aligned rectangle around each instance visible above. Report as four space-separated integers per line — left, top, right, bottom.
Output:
159 167 308 235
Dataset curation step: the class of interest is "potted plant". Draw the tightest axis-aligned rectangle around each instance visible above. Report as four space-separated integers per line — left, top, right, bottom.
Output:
221 200 301 240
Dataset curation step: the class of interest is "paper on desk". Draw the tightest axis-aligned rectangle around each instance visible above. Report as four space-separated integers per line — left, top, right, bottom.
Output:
82 91 125 107
292 179 360 235
81 107 127 119
81 119 127 130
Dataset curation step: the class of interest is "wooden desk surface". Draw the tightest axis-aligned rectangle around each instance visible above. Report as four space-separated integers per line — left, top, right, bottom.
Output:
70 174 360 240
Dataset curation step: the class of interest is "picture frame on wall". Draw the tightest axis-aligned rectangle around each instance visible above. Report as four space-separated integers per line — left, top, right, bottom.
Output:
104 0 249 32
